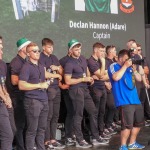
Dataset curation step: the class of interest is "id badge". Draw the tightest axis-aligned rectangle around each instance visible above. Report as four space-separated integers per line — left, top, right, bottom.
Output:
83 73 86 78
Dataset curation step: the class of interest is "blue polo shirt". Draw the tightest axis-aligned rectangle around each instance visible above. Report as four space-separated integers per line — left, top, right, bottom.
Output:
87 56 105 90
19 61 48 101
9 54 26 94
108 62 141 107
64 55 88 89
39 52 60 88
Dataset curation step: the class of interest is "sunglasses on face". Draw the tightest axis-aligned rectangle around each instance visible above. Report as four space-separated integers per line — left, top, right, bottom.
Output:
29 49 41 53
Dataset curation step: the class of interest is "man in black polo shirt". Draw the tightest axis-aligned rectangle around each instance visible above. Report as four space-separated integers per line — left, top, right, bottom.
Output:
59 51 76 146
64 39 109 148
9 37 31 150
105 45 119 132
127 40 150 127
126 40 149 87
19 42 49 150
0 35 13 150
39 38 65 149
87 42 113 139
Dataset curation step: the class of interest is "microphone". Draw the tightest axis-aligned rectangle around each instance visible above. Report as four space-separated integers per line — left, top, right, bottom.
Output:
0 76 7 95
0 76 6 86
47 68 54 83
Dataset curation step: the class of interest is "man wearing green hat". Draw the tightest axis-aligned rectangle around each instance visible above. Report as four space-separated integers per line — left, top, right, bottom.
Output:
64 39 109 148
9 37 31 150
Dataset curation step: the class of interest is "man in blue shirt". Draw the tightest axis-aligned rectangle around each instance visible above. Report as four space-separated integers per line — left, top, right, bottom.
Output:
108 49 145 150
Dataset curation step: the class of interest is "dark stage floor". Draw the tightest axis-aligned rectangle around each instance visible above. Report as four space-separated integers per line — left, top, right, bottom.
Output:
62 126 150 150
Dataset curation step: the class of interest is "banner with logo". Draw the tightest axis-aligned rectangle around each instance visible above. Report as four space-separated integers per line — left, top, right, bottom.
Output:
0 0 145 62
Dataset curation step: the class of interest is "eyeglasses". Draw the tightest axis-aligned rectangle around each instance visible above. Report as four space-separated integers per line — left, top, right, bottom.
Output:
29 49 41 53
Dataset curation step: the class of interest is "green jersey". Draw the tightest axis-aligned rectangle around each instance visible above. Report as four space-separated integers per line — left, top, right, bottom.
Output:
85 0 111 13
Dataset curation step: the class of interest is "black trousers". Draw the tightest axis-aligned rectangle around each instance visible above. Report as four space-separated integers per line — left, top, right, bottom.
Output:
12 94 26 150
139 87 150 119
62 89 74 138
69 87 99 142
45 87 61 141
7 107 16 138
24 99 48 150
90 87 107 134
0 102 13 150
144 89 150 119
105 91 116 128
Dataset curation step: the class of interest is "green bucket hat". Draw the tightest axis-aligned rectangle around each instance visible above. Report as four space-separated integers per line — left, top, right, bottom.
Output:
16 38 31 51
68 39 81 51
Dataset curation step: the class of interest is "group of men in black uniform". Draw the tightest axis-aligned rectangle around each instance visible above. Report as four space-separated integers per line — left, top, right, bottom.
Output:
0 36 149 150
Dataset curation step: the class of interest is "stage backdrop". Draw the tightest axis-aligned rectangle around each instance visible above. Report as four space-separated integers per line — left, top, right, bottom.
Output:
0 0 145 62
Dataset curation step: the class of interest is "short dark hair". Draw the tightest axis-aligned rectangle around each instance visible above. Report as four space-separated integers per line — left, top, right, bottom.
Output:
42 38 54 46
0 35 2 40
93 42 105 50
106 45 115 55
118 49 129 58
